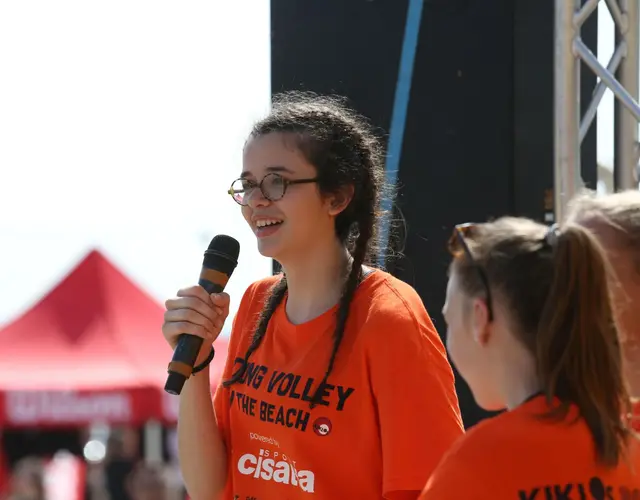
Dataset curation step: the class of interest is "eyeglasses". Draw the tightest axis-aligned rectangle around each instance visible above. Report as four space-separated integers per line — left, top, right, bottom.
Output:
228 173 319 206
448 223 494 321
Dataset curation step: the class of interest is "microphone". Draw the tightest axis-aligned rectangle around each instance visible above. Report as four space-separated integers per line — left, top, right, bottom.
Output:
164 234 240 396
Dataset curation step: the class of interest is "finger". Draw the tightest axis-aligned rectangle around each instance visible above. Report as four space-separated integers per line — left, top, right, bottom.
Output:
210 292 230 310
164 308 216 334
162 321 211 341
176 285 211 303
210 294 230 325
165 296 215 321
220 293 230 318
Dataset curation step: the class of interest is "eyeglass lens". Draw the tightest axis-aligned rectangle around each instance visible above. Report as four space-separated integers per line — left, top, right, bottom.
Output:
230 173 286 205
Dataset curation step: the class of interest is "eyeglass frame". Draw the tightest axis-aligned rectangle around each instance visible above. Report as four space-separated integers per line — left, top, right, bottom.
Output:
227 172 319 206
448 223 495 321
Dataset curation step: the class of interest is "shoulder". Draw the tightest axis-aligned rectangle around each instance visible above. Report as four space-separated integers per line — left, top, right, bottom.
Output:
354 270 439 345
356 270 429 322
424 413 516 490
444 414 508 458
435 401 573 470
228 274 282 348
418 422 493 499
423 402 620 498
242 274 282 300
451 404 554 453
236 274 283 314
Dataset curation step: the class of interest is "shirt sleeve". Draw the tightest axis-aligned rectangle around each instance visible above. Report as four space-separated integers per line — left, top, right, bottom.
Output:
367 287 465 496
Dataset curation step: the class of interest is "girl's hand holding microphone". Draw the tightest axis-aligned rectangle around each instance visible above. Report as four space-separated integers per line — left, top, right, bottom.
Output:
162 286 230 366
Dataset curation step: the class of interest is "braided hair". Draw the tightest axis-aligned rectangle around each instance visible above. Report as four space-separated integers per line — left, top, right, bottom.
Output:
223 92 387 407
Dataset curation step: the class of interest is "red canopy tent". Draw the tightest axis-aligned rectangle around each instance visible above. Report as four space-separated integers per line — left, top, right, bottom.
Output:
0 250 228 428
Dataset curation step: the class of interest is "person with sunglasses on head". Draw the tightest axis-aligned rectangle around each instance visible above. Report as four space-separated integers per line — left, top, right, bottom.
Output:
162 91 464 500
567 189 640 428
419 217 640 500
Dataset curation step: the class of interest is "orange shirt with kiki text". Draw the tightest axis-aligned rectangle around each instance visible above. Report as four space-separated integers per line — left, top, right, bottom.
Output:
213 270 464 499
419 394 640 500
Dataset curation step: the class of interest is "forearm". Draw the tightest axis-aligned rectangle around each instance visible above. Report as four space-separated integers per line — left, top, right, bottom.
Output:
177 367 228 499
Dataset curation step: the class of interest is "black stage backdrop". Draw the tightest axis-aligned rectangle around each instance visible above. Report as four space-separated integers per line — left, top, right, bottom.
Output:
270 0 597 428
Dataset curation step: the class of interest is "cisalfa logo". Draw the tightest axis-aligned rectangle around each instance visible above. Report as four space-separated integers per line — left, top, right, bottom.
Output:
237 448 315 493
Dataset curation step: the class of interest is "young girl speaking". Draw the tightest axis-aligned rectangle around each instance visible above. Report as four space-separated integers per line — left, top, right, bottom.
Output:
163 92 464 499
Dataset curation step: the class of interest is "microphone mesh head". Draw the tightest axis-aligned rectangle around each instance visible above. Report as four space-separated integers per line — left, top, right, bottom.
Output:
203 235 240 274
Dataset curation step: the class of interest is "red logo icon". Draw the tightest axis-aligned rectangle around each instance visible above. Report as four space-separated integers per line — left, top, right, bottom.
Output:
313 417 332 437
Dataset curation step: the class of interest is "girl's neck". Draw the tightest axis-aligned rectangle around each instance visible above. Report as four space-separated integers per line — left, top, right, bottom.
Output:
280 239 352 325
499 345 542 410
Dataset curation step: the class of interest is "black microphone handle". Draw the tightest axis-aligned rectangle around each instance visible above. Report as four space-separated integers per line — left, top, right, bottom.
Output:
164 277 226 395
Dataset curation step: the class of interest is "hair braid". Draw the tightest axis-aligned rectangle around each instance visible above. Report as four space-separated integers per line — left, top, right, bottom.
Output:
223 276 288 387
225 91 387 403
310 173 376 408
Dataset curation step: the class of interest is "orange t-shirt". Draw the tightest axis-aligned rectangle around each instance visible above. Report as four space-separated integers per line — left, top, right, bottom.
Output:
213 270 464 499
631 399 640 432
419 394 640 499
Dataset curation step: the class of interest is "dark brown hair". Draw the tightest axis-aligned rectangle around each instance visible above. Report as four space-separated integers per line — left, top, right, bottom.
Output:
450 216 633 466
223 91 388 407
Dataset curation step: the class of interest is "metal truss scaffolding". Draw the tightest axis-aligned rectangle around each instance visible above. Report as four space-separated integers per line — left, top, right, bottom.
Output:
555 0 640 221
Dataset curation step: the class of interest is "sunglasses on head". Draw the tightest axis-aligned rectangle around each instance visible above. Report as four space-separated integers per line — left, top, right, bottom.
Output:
448 223 494 321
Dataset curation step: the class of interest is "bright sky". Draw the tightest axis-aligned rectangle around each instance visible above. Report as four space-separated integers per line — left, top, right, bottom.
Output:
0 3 633 330
0 1 272 330
598 7 617 171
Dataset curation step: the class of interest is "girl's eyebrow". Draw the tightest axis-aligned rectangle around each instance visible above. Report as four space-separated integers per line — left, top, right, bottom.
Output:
240 165 294 178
